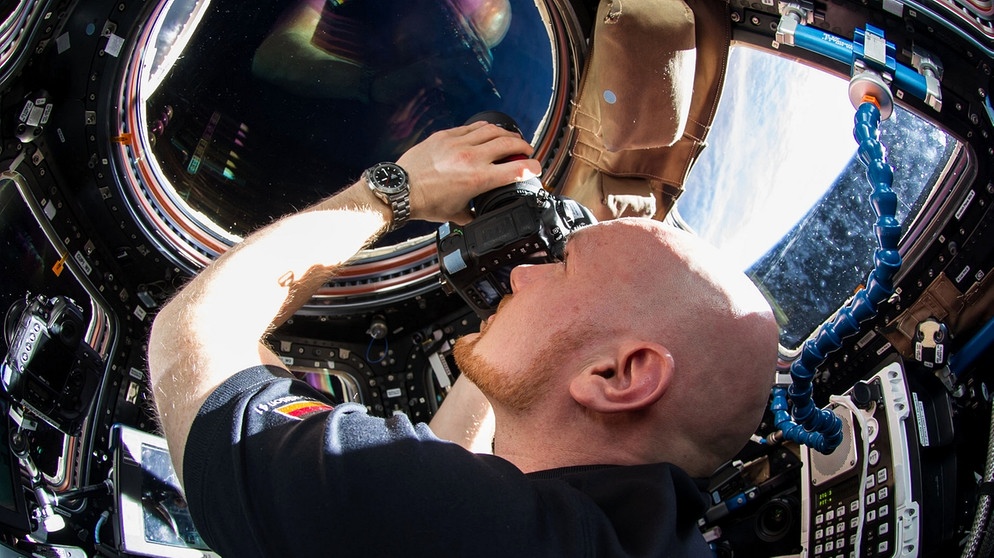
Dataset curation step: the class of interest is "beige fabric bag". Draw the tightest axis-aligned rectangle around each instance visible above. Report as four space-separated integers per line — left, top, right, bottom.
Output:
882 271 994 361
560 0 731 220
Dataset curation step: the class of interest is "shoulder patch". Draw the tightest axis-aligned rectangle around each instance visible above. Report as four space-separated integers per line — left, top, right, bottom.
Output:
273 399 334 420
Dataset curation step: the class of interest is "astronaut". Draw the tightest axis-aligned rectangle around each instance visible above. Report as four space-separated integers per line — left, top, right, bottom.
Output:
147 120 777 556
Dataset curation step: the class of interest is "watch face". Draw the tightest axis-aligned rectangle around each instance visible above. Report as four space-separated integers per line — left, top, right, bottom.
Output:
371 164 407 195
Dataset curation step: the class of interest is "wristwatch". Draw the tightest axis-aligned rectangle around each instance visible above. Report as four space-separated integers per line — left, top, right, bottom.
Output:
364 162 411 229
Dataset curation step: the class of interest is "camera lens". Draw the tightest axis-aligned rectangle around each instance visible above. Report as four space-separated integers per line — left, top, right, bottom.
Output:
4 298 28 347
755 498 795 542
50 299 83 347
473 181 545 214
464 110 522 135
54 319 80 346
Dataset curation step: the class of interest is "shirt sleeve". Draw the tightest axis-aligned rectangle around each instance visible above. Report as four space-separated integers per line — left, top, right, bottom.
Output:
183 365 593 558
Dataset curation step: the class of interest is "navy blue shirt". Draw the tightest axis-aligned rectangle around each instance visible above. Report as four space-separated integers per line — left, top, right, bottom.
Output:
184 365 712 557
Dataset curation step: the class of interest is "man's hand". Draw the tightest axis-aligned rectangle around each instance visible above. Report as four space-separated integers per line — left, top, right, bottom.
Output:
400 121 542 224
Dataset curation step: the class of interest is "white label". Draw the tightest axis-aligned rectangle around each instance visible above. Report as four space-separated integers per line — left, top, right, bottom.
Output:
42 200 56 220
133 305 147 321
912 392 930 447
955 189 975 220
105 34 125 57
26 105 43 126
74 251 92 275
19 101 32 122
956 266 971 283
56 32 70 54
865 32 888 66
385 388 403 399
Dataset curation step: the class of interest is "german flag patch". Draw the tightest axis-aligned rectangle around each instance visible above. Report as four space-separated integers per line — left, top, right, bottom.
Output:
273 399 333 420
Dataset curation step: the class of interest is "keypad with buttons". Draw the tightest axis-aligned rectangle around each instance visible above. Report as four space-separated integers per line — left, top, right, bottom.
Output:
808 378 898 557
811 467 896 556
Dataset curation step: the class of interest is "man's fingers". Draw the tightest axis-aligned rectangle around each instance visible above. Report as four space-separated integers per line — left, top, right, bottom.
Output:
489 158 542 189
431 122 534 161
446 120 491 138
396 122 545 223
479 134 535 162
461 121 526 145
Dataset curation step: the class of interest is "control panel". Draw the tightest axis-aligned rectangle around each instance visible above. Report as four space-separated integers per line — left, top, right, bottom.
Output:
272 334 444 421
801 360 920 557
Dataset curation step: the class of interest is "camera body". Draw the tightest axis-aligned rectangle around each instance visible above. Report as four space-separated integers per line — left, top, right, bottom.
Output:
2 294 103 435
437 162 595 319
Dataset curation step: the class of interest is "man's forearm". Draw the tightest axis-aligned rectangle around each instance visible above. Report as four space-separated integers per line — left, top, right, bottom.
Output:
428 374 495 453
148 182 389 482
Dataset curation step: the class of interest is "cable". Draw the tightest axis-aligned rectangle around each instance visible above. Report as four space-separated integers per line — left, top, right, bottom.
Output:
949 314 994 378
94 510 110 546
772 99 902 454
366 336 388 364
829 394 871 558
53 479 114 509
784 21 929 102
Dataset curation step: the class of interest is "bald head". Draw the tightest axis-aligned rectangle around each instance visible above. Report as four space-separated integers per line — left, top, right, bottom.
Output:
574 219 774 338
574 219 779 473
452 218 778 475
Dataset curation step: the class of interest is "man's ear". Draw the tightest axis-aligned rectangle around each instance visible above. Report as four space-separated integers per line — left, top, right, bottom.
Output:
568 342 673 413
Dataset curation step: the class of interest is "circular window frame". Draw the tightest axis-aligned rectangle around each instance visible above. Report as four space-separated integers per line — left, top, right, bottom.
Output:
111 0 586 307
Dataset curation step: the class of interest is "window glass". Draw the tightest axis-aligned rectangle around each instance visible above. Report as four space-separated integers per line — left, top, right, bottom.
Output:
677 46 958 348
139 0 557 244
0 180 93 350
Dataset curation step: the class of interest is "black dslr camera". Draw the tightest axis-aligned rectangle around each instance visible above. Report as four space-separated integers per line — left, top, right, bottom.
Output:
2 294 103 435
436 112 596 319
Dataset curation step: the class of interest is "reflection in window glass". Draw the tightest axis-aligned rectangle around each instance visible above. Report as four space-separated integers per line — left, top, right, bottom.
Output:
677 46 957 348
141 0 556 242
0 180 93 353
